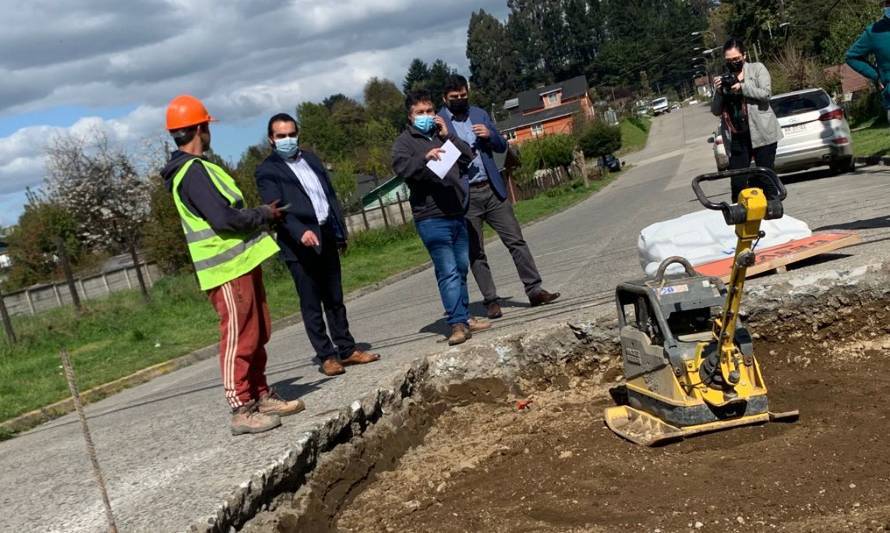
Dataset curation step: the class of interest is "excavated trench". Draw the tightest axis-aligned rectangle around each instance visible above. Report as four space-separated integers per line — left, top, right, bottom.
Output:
240 273 890 533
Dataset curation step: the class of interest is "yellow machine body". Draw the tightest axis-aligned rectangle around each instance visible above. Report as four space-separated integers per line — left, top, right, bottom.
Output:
606 184 798 446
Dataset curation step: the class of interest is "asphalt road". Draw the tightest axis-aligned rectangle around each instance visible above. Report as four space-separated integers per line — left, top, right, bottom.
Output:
3 103 889 532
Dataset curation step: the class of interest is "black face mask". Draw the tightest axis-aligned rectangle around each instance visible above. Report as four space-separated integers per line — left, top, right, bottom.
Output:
726 59 744 73
447 97 469 114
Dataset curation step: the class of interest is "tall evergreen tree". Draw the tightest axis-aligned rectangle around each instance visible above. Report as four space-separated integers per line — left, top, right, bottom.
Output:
427 59 456 100
467 9 521 113
403 58 431 93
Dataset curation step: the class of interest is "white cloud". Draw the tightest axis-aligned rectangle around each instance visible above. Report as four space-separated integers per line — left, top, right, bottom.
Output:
0 0 509 224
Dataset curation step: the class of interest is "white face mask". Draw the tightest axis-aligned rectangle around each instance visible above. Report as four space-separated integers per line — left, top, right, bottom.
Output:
274 136 299 158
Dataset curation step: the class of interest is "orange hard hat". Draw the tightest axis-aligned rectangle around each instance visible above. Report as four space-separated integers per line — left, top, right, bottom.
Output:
165 94 215 130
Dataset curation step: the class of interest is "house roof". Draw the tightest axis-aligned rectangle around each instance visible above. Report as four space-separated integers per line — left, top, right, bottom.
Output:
515 76 588 113
824 64 871 95
496 100 582 132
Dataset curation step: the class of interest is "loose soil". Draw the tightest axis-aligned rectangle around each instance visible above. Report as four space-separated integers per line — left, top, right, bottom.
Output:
247 299 890 532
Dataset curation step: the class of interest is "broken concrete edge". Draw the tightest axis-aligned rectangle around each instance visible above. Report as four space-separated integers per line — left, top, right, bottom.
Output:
188 260 890 532
0 261 435 439
189 314 620 533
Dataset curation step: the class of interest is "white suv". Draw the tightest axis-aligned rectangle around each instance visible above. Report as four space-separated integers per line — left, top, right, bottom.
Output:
771 88 854 174
708 88 854 175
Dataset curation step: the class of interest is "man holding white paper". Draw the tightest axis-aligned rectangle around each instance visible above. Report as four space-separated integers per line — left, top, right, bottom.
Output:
392 89 491 345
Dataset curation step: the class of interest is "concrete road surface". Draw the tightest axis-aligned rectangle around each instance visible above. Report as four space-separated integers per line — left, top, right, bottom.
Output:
3 103 888 531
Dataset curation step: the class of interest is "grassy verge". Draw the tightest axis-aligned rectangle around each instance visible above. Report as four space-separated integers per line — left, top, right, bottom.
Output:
851 120 890 156
0 175 616 425
617 117 651 156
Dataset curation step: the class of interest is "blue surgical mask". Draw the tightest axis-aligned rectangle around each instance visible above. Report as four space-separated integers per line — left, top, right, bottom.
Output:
274 136 299 158
884 6 890 18
413 115 436 133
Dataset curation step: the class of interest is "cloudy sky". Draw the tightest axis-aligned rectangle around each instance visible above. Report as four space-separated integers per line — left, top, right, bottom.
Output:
0 0 509 226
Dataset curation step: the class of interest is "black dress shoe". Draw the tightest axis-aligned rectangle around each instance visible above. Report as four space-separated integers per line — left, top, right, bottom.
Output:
529 289 561 307
486 301 503 319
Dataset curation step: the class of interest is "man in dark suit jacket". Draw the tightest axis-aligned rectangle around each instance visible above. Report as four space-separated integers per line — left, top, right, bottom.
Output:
438 75 560 320
255 113 379 376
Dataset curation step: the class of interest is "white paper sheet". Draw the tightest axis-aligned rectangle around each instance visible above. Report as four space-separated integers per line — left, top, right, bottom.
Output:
425 140 461 179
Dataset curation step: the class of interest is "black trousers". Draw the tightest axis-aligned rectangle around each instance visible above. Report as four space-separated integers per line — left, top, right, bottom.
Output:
286 222 355 360
728 131 779 202
466 181 543 304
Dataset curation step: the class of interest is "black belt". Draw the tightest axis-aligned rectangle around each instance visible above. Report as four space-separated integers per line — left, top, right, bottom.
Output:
469 180 490 189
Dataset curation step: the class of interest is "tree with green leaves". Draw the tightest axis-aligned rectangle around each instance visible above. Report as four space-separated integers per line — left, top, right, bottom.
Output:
403 58 431 93
578 120 622 164
467 9 521 113
297 101 349 161
364 77 404 130
4 192 82 289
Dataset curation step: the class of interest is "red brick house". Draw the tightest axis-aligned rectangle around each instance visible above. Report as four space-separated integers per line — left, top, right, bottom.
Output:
824 63 871 102
496 76 595 145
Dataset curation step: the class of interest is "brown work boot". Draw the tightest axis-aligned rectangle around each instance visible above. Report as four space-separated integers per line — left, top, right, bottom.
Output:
468 317 492 333
321 356 346 376
341 349 381 366
529 289 561 307
486 301 503 319
257 389 306 417
231 402 281 436
447 323 471 346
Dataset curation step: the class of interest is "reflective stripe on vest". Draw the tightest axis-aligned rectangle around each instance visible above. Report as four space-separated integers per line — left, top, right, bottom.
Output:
171 158 279 290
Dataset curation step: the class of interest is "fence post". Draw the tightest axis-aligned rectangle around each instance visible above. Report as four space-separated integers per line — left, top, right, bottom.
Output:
53 284 63 306
361 206 370 231
101 272 111 295
78 279 88 301
395 192 407 225
0 291 16 344
25 289 36 315
378 194 390 228
55 236 82 314
123 268 133 290
128 240 150 303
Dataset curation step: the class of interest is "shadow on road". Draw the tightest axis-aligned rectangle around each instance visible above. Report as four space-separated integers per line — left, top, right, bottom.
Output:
815 216 890 231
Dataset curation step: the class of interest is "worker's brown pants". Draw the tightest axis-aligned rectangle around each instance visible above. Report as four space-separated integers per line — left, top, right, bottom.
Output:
207 266 271 409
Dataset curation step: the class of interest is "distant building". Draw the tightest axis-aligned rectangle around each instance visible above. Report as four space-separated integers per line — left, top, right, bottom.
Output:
824 64 871 103
496 76 595 145
0 239 10 269
694 75 713 98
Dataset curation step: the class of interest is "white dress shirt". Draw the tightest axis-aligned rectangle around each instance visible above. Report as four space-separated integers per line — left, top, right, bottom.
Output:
285 154 330 225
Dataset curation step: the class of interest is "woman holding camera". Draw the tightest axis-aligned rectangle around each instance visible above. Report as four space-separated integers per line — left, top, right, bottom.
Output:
711 37 783 202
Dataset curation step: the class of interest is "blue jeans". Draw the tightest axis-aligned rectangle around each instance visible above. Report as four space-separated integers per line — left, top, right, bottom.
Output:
415 216 470 326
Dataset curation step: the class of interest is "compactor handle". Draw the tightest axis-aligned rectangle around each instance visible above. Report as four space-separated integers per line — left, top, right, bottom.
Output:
691 167 786 224
654 256 699 283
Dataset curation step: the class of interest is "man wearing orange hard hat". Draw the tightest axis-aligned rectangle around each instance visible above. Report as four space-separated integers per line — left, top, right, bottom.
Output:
161 94 305 436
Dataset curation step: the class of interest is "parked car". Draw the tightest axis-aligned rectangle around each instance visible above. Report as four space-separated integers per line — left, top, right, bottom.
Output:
707 88 854 175
650 97 669 116
600 153 624 172
771 88 854 174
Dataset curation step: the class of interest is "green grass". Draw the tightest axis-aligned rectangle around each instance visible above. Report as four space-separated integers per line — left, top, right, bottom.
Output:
617 117 651 156
851 121 890 157
0 176 615 425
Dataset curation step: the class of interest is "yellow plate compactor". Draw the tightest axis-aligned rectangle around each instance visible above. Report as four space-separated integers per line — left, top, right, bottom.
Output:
605 168 799 446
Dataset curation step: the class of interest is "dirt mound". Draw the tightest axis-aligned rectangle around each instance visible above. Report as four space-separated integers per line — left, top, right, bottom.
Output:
246 299 890 533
